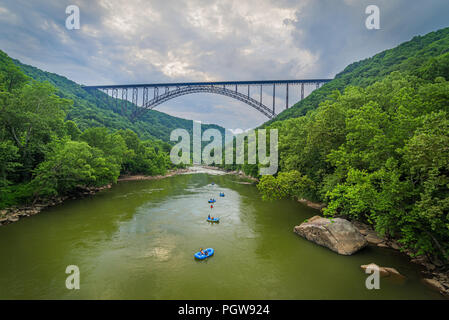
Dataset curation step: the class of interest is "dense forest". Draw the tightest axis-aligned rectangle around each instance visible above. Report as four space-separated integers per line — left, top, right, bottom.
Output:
0 50 185 209
265 27 449 124
256 27 449 262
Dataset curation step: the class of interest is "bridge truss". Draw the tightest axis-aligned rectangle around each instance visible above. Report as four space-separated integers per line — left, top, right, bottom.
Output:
82 79 331 120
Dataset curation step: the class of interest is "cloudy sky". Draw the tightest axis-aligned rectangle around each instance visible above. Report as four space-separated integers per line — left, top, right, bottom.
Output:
1 0 448 130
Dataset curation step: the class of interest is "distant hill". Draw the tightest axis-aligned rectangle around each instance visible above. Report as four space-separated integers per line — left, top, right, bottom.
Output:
9 54 225 142
266 26 449 125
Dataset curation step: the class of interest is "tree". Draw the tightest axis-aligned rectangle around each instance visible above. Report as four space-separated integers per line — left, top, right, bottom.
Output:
0 81 71 177
32 140 120 198
0 51 29 92
257 171 314 201
80 127 128 167
401 111 449 259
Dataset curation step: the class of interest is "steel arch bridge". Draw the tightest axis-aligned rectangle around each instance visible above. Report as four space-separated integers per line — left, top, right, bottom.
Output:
82 79 331 120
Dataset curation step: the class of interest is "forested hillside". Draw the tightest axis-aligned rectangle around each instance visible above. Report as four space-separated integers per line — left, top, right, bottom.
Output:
0 50 187 209
268 27 449 123
255 27 449 262
12 55 224 142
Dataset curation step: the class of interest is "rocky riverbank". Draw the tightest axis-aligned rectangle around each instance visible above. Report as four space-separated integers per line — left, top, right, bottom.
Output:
351 219 449 297
201 166 259 183
297 199 327 210
294 214 449 297
0 184 112 227
0 168 192 228
117 168 190 181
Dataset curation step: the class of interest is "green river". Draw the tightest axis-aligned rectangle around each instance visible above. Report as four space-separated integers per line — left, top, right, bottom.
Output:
0 168 442 299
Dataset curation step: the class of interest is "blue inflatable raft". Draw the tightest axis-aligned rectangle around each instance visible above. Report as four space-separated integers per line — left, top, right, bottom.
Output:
207 217 220 222
194 248 214 260
208 199 216 203
219 193 225 197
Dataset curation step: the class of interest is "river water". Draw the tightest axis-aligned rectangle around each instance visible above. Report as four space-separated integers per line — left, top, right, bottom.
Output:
0 168 442 299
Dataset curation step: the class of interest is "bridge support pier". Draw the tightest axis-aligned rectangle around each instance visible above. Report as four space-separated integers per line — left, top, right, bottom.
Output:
121 88 128 114
132 88 138 106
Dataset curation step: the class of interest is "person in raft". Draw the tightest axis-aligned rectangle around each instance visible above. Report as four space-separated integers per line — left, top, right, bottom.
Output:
200 248 208 256
210 205 213 209
208 214 211 219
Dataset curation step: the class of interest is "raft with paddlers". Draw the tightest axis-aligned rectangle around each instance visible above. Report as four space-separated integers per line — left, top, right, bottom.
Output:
219 192 225 197
207 217 220 223
208 199 216 203
194 248 214 260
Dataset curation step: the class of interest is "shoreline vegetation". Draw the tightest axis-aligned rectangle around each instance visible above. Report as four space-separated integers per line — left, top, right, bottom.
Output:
296 197 449 296
0 168 190 227
1 165 448 296
0 166 254 227
250 27 449 296
117 168 191 181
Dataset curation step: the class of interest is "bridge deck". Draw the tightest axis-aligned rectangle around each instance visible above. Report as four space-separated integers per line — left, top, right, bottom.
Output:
82 79 332 89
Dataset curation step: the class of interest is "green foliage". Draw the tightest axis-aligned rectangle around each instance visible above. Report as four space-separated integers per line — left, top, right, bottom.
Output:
0 80 71 179
0 140 21 206
32 140 119 197
0 50 177 209
0 50 29 92
400 112 449 258
257 171 314 201
258 68 449 261
64 120 81 140
118 129 169 175
416 52 449 81
266 26 449 124
80 127 128 164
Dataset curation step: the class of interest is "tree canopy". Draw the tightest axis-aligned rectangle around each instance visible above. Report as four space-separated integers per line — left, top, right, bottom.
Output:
257 27 449 263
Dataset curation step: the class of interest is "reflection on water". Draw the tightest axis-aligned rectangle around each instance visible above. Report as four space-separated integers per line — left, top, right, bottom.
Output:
0 172 442 299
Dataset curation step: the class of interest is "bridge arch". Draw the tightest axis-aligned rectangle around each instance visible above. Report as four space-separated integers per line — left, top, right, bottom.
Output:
133 85 275 120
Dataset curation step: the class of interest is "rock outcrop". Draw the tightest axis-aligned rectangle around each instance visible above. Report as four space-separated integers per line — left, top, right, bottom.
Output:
294 216 367 255
360 263 406 280
421 278 446 293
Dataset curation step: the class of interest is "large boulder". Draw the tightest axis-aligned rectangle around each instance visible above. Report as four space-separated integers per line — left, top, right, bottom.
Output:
294 216 367 255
